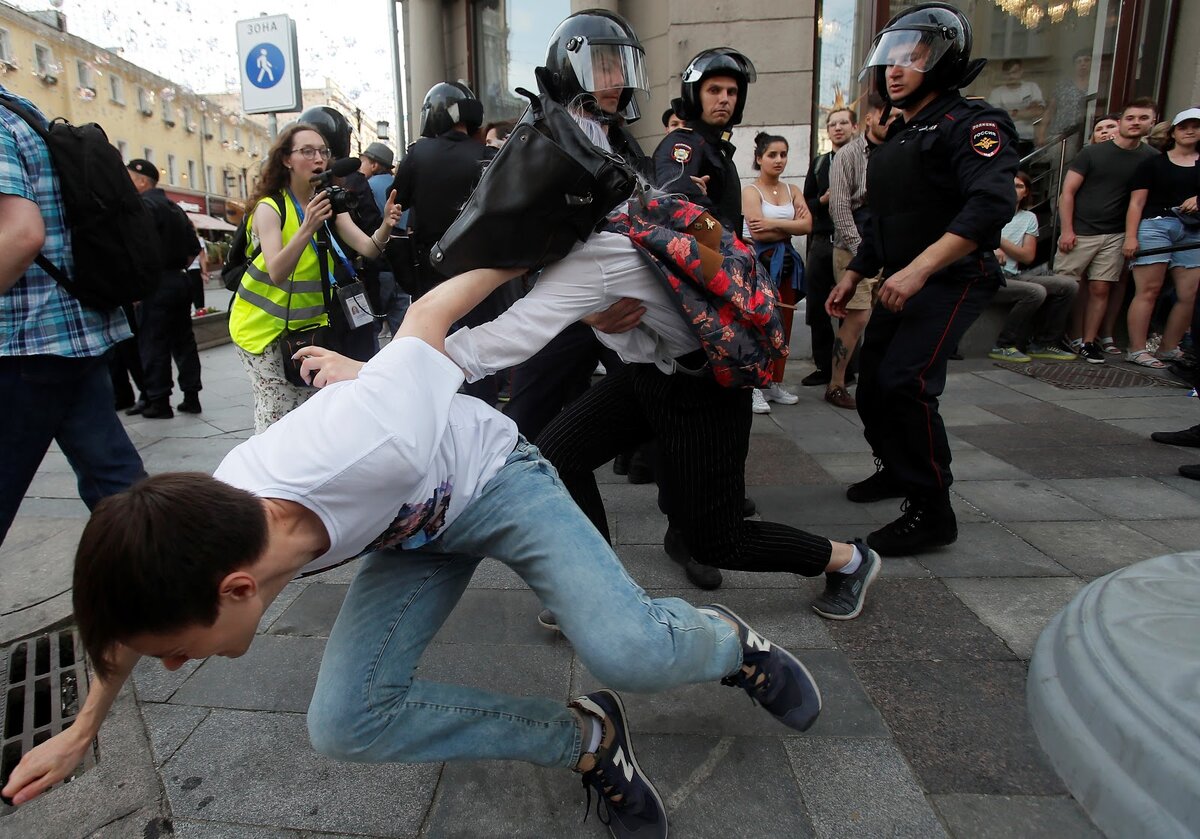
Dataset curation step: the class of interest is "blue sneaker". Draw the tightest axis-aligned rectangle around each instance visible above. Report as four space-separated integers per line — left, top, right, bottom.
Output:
699 604 822 732
572 689 667 838
811 540 881 621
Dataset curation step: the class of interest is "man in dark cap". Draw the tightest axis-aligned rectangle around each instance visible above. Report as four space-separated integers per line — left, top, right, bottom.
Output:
126 159 203 418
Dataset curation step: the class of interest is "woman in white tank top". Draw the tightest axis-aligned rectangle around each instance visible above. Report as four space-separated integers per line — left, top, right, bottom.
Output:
742 132 812 414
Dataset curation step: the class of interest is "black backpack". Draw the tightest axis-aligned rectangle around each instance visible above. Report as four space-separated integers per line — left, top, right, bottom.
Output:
0 95 163 309
222 195 286 292
161 200 202 270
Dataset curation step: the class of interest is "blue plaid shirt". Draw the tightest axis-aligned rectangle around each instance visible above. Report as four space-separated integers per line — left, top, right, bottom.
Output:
0 85 130 357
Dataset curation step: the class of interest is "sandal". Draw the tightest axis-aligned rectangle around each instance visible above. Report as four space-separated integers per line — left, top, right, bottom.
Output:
1156 347 1185 362
1099 337 1122 355
1126 349 1166 369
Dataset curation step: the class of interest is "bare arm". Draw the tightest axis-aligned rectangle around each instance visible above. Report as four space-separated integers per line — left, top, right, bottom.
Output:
1058 169 1084 251
333 189 402 260
2 645 139 805
999 231 1037 265
1123 188 1148 258
257 197 326 285
0 193 46 293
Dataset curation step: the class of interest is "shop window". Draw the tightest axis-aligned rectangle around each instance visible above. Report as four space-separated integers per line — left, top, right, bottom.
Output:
471 0 569 124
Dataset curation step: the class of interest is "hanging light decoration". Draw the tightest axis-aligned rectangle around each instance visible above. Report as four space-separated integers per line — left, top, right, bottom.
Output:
1073 0 1097 14
1021 4 1045 27
1047 1 1070 23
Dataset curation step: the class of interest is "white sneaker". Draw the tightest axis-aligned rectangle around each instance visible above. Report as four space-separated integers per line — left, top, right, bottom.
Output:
763 383 799 405
751 388 771 414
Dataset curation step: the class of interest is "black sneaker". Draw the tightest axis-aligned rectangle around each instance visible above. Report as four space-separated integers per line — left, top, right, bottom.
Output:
742 496 757 517
699 603 822 732
140 399 174 419
811 540 881 621
1179 464 1200 481
572 690 667 839
664 527 723 590
1150 424 1200 448
846 460 905 503
1080 341 1106 364
124 398 147 416
867 497 957 556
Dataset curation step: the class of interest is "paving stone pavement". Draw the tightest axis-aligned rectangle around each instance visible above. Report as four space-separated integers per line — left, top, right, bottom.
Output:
2 325 1197 838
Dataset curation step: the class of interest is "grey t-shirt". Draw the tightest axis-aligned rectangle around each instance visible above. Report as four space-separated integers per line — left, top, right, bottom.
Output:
1068 140 1159 235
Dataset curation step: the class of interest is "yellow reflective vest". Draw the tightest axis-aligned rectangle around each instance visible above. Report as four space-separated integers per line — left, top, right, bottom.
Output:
229 194 333 355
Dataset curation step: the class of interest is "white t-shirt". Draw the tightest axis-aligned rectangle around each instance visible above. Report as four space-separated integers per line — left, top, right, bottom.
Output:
214 337 518 575
988 81 1045 140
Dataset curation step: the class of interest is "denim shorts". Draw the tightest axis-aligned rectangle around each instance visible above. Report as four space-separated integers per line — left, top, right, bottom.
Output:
1132 216 1200 269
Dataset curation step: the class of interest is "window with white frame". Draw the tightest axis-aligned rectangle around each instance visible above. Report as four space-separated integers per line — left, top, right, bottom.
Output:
187 160 196 186
143 148 154 164
0 29 14 66
33 44 54 78
109 74 124 104
182 105 194 132
162 98 175 126
205 164 213 193
167 154 177 185
76 59 96 92
137 86 152 114
117 140 129 161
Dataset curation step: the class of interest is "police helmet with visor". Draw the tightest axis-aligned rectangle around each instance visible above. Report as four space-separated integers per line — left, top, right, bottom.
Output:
859 3 985 108
420 81 485 138
297 106 352 160
544 9 648 124
678 48 757 128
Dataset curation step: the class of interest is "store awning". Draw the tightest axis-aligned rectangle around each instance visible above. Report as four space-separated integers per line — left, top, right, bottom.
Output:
187 212 237 232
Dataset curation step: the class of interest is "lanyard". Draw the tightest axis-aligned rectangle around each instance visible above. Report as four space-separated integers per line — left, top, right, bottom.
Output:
285 190 359 284
285 190 321 263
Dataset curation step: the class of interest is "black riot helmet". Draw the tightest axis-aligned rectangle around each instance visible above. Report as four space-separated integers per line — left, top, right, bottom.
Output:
860 3 986 108
678 48 757 128
420 81 484 138
297 106 352 160
543 9 648 124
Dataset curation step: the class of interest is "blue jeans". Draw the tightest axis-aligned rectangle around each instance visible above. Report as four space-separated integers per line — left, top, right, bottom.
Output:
307 440 741 768
0 354 146 542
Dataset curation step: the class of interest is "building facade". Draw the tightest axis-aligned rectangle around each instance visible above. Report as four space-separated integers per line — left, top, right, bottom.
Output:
0 3 271 222
397 0 1197 189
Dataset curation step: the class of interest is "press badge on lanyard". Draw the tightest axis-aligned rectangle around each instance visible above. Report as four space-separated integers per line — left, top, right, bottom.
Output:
288 190 378 329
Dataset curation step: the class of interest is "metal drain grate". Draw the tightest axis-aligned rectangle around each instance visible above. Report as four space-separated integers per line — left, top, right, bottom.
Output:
993 360 1190 389
0 628 95 812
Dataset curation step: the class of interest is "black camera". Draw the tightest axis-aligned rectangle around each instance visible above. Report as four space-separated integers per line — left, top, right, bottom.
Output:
311 169 359 216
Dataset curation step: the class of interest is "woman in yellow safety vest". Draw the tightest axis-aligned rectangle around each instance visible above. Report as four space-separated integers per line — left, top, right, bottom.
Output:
230 122 401 432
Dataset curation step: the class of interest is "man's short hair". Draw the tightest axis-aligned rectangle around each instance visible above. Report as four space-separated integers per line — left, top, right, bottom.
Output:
1121 97 1158 118
73 473 268 679
865 91 886 114
1001 58 1022 73
826 107 857 126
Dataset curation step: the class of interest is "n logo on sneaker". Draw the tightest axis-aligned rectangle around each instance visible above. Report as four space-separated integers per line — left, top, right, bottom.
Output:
746 629 772 652
611 746 635 783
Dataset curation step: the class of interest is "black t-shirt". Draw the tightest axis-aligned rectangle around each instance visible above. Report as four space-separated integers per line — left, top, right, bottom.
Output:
1067 140 1159 234
1131 153 1200 219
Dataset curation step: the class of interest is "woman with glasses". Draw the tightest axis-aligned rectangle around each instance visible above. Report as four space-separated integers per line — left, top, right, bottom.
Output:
229 123 401 432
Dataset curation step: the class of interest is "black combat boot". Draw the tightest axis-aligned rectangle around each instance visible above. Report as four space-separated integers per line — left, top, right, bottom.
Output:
663 526 723 590
178 391 202 413
140 398 175 419
867 494 957 556
846 459 905 503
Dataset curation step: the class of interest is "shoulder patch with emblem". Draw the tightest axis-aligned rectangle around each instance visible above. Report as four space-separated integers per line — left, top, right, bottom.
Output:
970 122 1002 158
671 143 693 164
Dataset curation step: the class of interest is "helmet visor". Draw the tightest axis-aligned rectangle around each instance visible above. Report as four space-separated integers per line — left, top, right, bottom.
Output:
565 40 648 103
681 50 757 85
859 29 953 80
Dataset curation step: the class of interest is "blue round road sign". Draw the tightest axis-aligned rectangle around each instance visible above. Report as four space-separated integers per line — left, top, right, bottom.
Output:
246 42 285 89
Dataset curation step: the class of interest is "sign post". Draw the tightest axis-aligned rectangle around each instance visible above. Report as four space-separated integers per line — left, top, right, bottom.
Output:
236 14 302 122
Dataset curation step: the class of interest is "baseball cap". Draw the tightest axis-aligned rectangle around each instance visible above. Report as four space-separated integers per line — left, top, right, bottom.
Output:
126 159 160 183
362 142 395 171
1171 108 1200 127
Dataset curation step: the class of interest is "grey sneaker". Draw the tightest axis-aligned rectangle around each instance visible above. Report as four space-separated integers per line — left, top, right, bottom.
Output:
537 609 559 631
811 540 881 621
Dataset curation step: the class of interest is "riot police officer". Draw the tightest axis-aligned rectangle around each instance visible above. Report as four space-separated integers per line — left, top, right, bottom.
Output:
828 3 1018 557
653 48 756 232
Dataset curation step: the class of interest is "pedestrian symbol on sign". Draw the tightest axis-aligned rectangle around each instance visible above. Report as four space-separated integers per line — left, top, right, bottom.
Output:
246 42 285 89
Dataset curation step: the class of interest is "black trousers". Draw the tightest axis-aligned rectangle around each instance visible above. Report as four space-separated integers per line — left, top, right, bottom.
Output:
536 362 832 574
857 273 998 495
805 234 836 374
506 322 626 442
186 267 205 311
137 271 202 402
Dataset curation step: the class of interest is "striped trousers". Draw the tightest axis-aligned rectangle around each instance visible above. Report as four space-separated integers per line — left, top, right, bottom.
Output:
535 361 833 575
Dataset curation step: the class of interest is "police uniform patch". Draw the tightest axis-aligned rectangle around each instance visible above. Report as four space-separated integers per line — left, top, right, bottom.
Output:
672 143 693 164
970 122 1002 158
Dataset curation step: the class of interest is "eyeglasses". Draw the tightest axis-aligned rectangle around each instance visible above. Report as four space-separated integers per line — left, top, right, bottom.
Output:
291 146 332 160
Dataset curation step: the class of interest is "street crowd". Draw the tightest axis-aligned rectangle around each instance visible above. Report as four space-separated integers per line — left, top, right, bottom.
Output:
2 4 1197 836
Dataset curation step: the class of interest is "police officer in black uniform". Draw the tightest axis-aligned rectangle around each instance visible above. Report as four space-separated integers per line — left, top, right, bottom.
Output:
503 9 656 443
828 3 1018 558
653 48 756 232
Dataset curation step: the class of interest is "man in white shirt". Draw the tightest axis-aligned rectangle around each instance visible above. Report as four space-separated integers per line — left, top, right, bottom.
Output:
2 264 827 839
988 59 1044 156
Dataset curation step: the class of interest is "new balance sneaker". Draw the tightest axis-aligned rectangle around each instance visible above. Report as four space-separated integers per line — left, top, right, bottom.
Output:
988 346 1031 362
699 603 822 732
751 388 771 414
1027 342 1079 361
867 496 957 556
572 690 667 839
811 540 881 621
846 459 905 503
762 383 799 405
1079 341 1106 364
